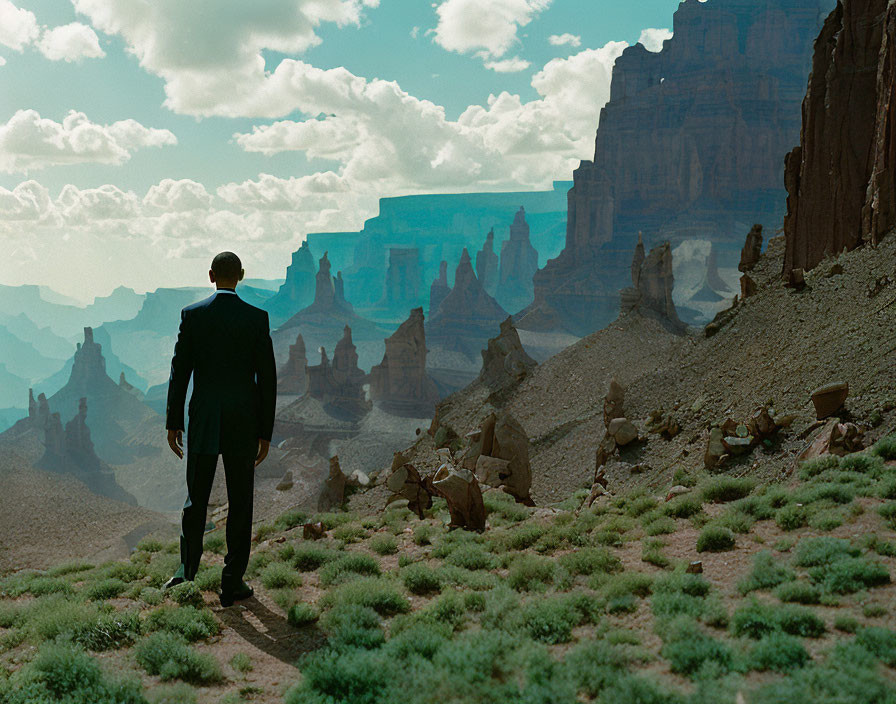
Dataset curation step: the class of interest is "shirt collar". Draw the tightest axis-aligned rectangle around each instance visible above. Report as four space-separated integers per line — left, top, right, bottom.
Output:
215 288 237 295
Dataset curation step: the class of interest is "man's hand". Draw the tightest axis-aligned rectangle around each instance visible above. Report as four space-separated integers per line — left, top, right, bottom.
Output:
167 429 184 459
255 438 270 467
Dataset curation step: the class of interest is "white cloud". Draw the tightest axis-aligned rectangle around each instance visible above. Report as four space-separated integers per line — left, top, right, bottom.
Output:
548 33 580 48
638 28 672 53
482 56 530 73
0 0 39 52
144 179 212 212
0 180 57 222
57 183 141 224
72 0 381 116
217 172 350 212
36 22 105 62
0 109 177 173
233 41 628 196
433 0 550 59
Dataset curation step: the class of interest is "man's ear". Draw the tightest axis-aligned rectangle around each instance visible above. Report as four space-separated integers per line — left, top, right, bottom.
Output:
239 268 245 282
209 269 216 284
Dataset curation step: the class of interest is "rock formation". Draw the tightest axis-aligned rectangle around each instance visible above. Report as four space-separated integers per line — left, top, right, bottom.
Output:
620 238 686 331
461 413 533 505
784 0 896 276
306 326 370 420
426 248 510 359
318 456 346 511
264 240 317 326
497 207 540 313
385 459 433 519
369 308 440 417
431 449 486 532
518 0 835 336
739 225 764 272
278 332 308 395
118 372 145 401
478 318 537 393
429 261 450 319
475 230 499 296
381 248 422 312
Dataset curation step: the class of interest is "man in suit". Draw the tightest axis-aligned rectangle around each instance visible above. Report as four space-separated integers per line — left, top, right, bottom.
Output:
164 251 277 607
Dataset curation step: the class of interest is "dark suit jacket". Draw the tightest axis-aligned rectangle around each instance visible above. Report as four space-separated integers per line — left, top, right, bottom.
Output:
166 289 277 457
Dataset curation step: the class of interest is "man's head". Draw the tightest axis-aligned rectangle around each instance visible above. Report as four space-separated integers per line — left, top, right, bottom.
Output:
209 251 244 289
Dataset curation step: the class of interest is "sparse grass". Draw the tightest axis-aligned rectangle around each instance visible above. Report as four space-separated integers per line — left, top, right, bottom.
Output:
738 551 795 594
507 554 557 591
808 556 890 594
775 580 821 604
369 534 399 555
775 504 806 531
320 577 409 616
318 553 381 586
746 632 810 672
291 544 341 571
144 605 218 642
85 578 128 601
287 602 319 627
412 525 434 546
203 532 225 554
443 544 496 571
661 494 703 519
731 599 826 639
660 618 733 676
697 525 736 552
700 476 756 503
871 434 896 461
259 562 302 590
134 632 222 684
229 652 253 674
401 563 444 595
558 547 621 576
332 523 368 544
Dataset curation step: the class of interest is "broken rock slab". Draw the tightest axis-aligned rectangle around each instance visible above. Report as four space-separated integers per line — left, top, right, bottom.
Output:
811 382 849 420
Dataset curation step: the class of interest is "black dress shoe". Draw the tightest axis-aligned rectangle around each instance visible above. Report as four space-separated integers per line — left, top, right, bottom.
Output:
219 582 254 607
162 576 186 590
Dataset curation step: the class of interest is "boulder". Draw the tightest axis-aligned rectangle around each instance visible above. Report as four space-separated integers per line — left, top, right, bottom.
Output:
739 225 763 272
385 462 433 519
318 456 346 511
276 470 294 491
798 419 865 461
665 485 691 502
431 461 486 532
811 382 849 420
478 317 537 393
461 412 533 505
608 418 639 447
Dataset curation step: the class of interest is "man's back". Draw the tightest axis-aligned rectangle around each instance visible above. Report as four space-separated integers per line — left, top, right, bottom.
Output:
166 290 277 457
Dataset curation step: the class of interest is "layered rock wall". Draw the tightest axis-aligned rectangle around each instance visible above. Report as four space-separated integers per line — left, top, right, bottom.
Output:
784 0 896 275
521 0 836 336
498 208 539 314
475 230 499 296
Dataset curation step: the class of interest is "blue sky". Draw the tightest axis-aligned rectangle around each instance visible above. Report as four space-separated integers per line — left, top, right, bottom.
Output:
0 0 681 300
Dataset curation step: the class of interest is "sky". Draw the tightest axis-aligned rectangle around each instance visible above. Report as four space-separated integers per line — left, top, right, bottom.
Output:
0 0 682 302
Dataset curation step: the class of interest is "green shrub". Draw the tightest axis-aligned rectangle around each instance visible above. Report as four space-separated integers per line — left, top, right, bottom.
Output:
483 492 531 523
291 544 340 571
192 567 220 593
642 539 671 569
0 573 75 598
139 588 164 606
809 557 890 594
792 537 860 567
644 516 677 536
777 604 826 637
855 627 896 666
521 597 581 644
697 526 736 552
148 682 197 704
401 563 443 595
320 604 384 649
700 476 756 503
738 551 795 594
369 535 398 556
558 547 622 576
747 633 809 671
712 508 756 534
47 561 94 577
624 495 659 517
877 502 896 528
775 504 806 531
731 599 825 639
287 603 319 627
320 577 409 616
871 435 896 461
660 618 732 676
507 554 556 591
807 508 846 531
862 603 887 618
7 641 147 704
497 523 545 551
332 524 367 544
834 614 859 633
775 580 821 604
412 525 434 546
799 455 841 480
168 581 204 608
134 632 222 684
85 578 128 601
840 453 886 476
259 562 302 590
318 553 381 586
229 652 253 674
662 494 703 518
274 508 308 531
444 545 495 571
143 605 218 642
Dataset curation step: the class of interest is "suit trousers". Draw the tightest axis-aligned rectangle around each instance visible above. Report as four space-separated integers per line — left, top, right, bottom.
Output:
180 450 255 591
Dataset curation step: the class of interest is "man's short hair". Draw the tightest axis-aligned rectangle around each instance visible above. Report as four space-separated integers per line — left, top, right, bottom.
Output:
211 251 242 281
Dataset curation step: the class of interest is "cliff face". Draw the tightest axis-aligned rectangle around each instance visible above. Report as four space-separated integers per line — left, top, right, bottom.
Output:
369 308 440 417
784 0 896 275
279 332 308 395
306 327 370 420
429 261 450 319
498 208 540 314
381 248 422 313
521 0 835 336
264 240 316 327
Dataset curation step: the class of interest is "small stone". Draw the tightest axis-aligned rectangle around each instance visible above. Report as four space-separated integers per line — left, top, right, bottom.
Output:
686 561 703 574
665 485 691 502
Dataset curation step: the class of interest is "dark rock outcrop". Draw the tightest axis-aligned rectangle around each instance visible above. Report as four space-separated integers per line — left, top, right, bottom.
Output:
429 261 450 319
306 326 370 420
369 308 439 417
278 332 308 395
475 230 499 296
461 413 534 505
264 240 317 327
519 0 835 336
497 207 540 314
784 0 896 275
427 249 510 359
620 238 686 331
478 318 537 393
739 225 764 272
